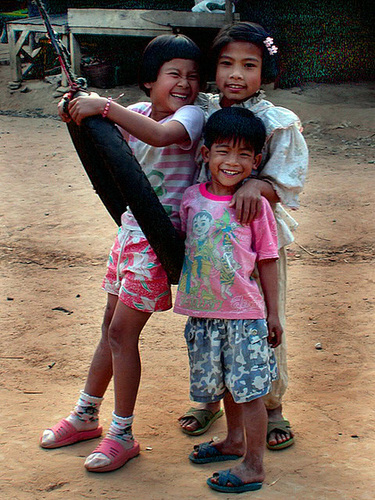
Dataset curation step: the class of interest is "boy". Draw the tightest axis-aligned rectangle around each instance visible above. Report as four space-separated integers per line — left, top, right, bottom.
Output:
174 107 283 493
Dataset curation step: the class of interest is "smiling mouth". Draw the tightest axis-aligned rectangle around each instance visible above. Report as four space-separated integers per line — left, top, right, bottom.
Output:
227 84 245 91
171 93 189 100
222 169 239 176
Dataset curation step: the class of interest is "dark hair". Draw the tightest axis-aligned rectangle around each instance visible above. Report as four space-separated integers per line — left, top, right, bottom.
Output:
138 34 202 95
210 21 278 84
204 107 266 156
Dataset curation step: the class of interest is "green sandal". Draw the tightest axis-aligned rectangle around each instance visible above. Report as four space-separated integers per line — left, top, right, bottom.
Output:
267 419 294 450
179 407 224 436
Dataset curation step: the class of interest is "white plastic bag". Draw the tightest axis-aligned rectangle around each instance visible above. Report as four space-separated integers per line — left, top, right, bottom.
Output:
192 1 234 13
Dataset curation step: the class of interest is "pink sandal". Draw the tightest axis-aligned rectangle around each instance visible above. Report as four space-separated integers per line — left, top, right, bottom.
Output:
40 418 103 449
84 437 140 472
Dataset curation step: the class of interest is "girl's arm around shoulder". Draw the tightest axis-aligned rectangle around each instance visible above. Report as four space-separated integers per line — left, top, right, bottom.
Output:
251 197 278 261
230 177 279 225
230 107 308 223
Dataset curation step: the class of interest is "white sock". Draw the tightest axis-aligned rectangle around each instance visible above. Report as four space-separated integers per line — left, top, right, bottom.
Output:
107 413 134 444
84 413 134 469
66 390 103 431
41 390 103 446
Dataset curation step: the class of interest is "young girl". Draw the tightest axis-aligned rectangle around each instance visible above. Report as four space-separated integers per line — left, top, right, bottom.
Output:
179 21 309 450
175 107 283 493
40 34 204 473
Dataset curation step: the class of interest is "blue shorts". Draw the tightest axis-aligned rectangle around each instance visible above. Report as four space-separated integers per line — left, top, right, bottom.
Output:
184 317 278 404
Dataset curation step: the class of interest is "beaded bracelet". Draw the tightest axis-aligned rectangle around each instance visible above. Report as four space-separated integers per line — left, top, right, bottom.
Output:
102 97 112 118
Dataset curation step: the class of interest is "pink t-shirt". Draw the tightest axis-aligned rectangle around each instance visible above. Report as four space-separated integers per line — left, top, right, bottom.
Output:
174 183 279 319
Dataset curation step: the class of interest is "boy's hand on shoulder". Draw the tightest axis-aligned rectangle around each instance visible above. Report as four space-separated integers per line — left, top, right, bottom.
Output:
229 179 263 224
267 313 283 348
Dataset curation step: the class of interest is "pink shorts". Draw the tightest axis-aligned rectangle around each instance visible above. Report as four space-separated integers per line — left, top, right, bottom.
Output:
102 227 172 312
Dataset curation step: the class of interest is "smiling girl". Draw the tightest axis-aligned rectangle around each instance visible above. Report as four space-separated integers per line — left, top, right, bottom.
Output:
40 34 204 474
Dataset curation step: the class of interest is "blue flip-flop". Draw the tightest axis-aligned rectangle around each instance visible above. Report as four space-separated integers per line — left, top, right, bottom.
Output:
207 469 263 493
189 441 242 464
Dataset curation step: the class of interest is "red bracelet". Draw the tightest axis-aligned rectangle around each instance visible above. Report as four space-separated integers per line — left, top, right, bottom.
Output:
102 97 112 118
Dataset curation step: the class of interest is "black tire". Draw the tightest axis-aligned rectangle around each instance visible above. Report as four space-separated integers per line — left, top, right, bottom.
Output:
67 116 184 284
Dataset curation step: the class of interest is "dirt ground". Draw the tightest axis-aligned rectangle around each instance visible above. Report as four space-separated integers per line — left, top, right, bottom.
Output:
1 58 374 499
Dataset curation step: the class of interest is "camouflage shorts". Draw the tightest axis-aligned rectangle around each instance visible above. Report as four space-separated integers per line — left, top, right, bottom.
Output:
184 317 278 404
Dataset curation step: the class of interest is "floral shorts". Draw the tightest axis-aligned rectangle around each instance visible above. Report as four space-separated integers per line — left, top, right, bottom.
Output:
102 226 172 312
184 318 278 404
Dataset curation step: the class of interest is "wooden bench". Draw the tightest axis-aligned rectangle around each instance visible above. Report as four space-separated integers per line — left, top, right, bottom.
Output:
7 3 237 83
68 8 237 76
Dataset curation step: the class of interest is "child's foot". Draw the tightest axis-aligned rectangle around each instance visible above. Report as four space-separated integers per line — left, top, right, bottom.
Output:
207 465 264 493
84 436 140 472
266 405 294 449
40 417 102 448
190 437 245 463
84 413 139 472
40 390 103 448
179 402 222 434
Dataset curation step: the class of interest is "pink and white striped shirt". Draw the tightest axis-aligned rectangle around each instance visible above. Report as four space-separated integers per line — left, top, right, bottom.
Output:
120 102 204 231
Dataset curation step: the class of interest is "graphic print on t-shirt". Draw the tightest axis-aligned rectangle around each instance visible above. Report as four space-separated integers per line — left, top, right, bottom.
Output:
179 209 241 311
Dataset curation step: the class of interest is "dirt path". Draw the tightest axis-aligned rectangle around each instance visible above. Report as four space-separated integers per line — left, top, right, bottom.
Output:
1 63 374 499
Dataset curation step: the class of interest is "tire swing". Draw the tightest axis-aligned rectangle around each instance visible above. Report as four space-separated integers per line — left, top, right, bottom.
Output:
34 0 184 284
67 116 185 285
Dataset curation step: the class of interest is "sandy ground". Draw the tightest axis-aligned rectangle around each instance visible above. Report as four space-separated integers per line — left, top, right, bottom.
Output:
1 57 375 499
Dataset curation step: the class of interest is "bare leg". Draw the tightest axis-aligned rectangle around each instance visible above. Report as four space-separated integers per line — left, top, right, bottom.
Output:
265 249 293 447
107 300 151 416
40 294 118 447
84 293 118 398
84 300 151 470
190 392 245 459
210 395 266 487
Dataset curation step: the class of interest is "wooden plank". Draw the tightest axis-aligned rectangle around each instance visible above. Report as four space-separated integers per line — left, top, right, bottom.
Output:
68 9 166 32
14 29 30 55
7 14 68 34
139 10 228 29
70 33 81 77
69 26 171 37
225 0 234 24
68 9 235 35
7 24 22 81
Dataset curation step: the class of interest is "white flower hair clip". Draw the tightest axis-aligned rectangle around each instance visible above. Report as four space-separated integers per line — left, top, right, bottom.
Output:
263 37 278 56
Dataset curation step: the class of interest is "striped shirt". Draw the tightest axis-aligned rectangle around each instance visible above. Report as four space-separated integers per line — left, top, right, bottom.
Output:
121 102 204 231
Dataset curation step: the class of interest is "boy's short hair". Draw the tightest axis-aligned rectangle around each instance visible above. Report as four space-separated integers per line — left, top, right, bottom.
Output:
211 21 278 84
139 34 202 96
204 107 266 156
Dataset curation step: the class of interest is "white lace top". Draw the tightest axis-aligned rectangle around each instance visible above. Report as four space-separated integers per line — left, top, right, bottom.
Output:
195 91 309 248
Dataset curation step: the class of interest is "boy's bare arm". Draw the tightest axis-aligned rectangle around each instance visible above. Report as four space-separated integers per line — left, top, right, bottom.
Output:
66 95 190 147
230 179 280 225
257 258 283 348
